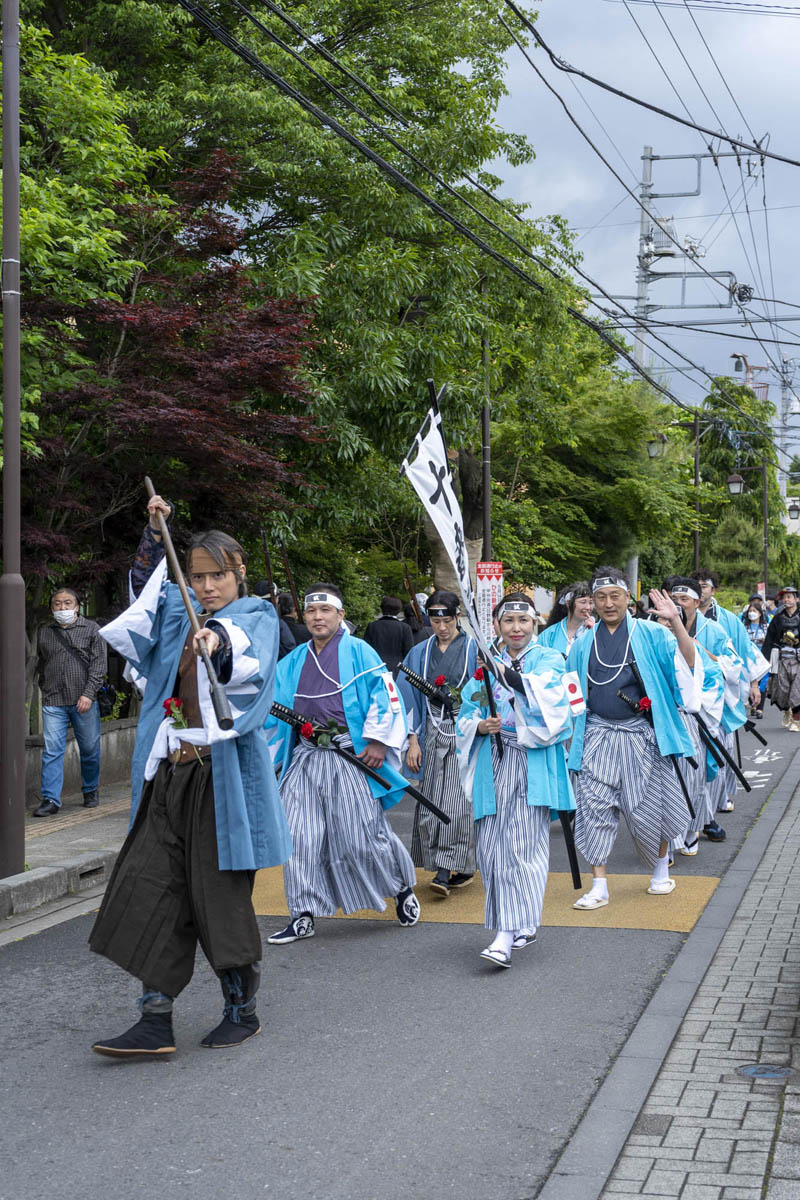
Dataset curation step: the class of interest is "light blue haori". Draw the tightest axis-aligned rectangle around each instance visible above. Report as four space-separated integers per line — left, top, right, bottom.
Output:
694 611 747 734
537 619 590 657
692 639 725 781
711 598 767 679
456 642 575 821
267 630 410 810
100 559 292 872
396 629 478 781
566 614 696 771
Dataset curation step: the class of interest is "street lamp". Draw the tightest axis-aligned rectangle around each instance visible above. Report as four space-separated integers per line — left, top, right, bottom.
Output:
788 498 800 522
727 461 769 591
647 433 668 459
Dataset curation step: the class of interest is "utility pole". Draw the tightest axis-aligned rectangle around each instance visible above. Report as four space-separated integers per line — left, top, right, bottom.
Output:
779 359 797 500
0 0 26 880
633 146 654 370
480 278 492 559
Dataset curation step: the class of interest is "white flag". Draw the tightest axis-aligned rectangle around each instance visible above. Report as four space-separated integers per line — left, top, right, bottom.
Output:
401 407 494 661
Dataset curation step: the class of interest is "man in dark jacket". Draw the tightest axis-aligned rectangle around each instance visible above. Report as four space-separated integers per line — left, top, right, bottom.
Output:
253 582 296 659
34 587 107 816
277 592 312 646
364 596 414 676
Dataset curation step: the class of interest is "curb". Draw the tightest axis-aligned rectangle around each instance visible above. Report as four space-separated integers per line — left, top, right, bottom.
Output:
537 744 800 1200
0 851 118 920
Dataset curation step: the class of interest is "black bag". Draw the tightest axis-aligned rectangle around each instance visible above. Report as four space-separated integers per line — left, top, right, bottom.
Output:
96 681 118 718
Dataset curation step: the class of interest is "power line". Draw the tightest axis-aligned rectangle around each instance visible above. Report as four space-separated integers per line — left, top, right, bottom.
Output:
572 202 800 230
501 3 800 168
498 9 786 369
604 0 800 14
680 0 758 139
173 0 693 411
175 0 792 460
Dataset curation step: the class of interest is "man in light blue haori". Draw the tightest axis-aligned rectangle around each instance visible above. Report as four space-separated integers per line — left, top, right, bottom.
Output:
266 583 420 945
567 567 703 911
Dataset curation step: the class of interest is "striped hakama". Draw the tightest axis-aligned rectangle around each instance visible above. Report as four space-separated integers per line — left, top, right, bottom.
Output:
280 738 415 917
574 714 690 870
678 711 714 836
412 716 476 874
707 728 738 811
477 731 550 934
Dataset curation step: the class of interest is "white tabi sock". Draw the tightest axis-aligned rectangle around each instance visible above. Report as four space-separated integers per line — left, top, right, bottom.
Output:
651 853 671 884
488 931 514 956
588 878 609 900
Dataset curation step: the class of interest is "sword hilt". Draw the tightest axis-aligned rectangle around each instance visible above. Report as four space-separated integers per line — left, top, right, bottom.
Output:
398 663 453 711
270 701 316 731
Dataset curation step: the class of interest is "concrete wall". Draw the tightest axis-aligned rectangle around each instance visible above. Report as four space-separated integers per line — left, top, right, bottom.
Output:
25 717 137 809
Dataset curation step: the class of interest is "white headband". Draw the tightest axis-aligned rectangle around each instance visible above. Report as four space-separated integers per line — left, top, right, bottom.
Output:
592 576 628 594
498 600 535 618
672 584 701 600
304 592 343 611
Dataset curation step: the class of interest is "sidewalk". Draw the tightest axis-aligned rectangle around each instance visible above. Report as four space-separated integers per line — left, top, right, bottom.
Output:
597 768 800 1200
0 783 130 932
540 750 800 1200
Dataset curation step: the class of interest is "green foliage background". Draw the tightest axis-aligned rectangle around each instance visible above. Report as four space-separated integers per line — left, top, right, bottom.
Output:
9 0 799 632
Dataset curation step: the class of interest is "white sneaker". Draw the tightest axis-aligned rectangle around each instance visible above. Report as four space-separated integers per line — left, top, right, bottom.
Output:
783 710 793 728
790 721 800 733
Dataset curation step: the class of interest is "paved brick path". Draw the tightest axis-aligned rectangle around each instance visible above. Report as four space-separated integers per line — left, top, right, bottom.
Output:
600 784 800 1200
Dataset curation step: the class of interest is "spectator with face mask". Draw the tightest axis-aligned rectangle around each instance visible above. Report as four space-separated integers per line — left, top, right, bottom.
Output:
741 596 770 717
34 587 107 816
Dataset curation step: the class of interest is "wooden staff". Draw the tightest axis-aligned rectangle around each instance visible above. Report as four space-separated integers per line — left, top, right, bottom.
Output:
143 477 233 730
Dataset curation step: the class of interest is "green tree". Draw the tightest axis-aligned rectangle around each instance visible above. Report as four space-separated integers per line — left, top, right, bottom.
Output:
2 23 168 460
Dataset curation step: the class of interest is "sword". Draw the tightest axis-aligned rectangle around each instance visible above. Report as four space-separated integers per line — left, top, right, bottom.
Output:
270 701 451 824
558 810 583 891
617 680 695 820
744 718 768 747
694 712 752 792
397 663 454 715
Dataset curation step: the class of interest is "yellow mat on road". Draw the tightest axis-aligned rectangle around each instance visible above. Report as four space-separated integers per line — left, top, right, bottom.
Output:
253 867 719 933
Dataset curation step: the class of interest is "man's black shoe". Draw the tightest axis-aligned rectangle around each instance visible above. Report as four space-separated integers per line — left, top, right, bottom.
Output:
703 821 727 842
92 1012 175 1058
449 873 475 889
82 790 99 808
33 799 59 817
430 869 451 896
201 1012 261 1049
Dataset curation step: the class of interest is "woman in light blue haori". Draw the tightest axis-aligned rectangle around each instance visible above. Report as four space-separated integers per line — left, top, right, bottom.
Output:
538 581 595 658
456 594 575 970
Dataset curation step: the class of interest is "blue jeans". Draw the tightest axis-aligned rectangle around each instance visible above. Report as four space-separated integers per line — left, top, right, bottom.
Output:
41 702 101 805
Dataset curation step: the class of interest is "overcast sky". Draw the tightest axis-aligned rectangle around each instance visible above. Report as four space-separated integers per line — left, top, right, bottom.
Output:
489 0 800 467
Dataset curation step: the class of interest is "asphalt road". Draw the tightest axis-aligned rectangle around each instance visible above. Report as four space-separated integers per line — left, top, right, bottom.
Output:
1 708 795 1200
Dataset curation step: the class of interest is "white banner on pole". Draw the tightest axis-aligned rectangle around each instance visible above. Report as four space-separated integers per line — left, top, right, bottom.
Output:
401 406 494 662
